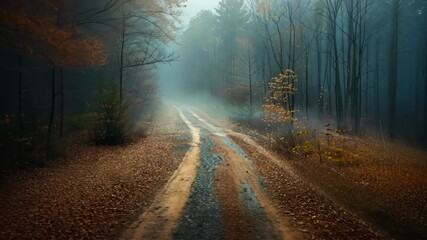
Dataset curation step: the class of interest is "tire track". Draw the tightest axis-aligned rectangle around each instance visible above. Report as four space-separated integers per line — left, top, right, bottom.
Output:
123 105 300 240
122 106 201 240
173 131 222 240
182 106 300 240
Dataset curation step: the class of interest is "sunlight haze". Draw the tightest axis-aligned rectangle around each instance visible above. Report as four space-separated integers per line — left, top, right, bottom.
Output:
181 0 219 25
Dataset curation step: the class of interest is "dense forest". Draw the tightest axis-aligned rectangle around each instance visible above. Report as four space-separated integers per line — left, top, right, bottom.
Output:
1 0 426 170
171 0 427 145
1 1 427 239
0 0 427 170
0 0 185 169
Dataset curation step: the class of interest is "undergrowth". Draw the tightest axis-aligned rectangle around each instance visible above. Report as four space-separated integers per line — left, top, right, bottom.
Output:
91 81 129 146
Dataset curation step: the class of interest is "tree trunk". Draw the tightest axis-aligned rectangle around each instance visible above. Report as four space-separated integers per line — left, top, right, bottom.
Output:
305 49 309 116
366 44 369 118
424 68 427 141
316 38 323 118
424 45 427 141
47 66 56 146
375 40 380 125
356 1 364 135
18 55 23 135
119 7 125 104
333 25 344 128
262 46 267 96
290 18 296 117
248 47 253 118
59 68 64 138
388 0 400 140
424 13 427 141
324 0 344 127
344 9 351 113
353 27 361 135
327 43 333 117
264 42 273 98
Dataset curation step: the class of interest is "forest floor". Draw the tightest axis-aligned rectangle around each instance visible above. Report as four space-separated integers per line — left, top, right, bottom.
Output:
283 137 427 239
198 106 427 240
230 135 427 240
0 104 191 239
0 103 426 239
123 105 383 240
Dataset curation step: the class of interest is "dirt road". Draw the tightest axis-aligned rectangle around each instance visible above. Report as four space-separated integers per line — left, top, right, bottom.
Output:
123 105 382 240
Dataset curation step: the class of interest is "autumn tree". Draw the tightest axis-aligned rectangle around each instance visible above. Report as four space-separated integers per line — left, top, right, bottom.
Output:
0 1 107 144
76 0 185 104
264 70 298 121
263 69 299 146
175 0 427 144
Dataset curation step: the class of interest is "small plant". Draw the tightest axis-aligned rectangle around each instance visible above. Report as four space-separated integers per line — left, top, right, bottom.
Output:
263 69 298 124
263 69 299 150
262 70 359 164
92 81 129 145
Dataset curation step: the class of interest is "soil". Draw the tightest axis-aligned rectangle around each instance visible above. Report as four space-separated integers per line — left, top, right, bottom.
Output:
0 104 189 239
193 105 427 239
284 138 427 240
2 103 424 240
125 106 299 240
230 135 382 240
173 132 222 240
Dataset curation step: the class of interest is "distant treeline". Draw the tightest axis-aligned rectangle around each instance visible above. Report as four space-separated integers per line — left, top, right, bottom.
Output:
176 0 427 144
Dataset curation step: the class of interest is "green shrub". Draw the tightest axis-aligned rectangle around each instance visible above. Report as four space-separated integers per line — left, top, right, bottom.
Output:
91 81 129 145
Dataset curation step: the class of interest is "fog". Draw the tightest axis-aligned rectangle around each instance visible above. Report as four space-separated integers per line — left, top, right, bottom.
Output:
181 0 219 24
158 0 427 145
157 0 219 98
0 1 427 239
0 0 426 154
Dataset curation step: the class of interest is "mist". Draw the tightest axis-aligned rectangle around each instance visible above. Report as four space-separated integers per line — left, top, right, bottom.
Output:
158 0 427 145
1 1 427 240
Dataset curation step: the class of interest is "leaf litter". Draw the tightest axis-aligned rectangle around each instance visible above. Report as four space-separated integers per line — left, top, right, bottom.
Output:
0 105 190 239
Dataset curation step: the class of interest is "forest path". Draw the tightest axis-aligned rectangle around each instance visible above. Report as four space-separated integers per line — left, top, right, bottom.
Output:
122 107 201 239
123 104 384 240
123 105 300 240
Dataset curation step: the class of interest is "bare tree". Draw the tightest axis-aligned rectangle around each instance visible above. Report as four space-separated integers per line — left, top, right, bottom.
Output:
77 0 183 103
320 0 345 128
388 0 401 140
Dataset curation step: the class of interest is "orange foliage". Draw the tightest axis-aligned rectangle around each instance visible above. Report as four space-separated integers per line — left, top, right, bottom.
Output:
263 69 298 123
0 7 107 68
263 104 294 123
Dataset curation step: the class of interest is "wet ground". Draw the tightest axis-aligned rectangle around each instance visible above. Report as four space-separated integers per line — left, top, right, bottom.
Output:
124 105 382 240
124 106 292 239
173 132 222 240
